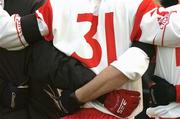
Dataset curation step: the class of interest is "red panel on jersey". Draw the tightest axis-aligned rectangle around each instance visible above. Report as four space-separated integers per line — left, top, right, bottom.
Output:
176 48 180 66
176 85 180 102
131 0 159 41
105 12 117 65
37 0 53 41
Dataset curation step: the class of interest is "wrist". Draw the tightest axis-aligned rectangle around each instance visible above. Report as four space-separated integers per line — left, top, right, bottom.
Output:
71 91 84 105
74 89 86 103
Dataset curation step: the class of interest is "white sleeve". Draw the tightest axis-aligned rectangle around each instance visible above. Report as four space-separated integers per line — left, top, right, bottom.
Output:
139 4 180 47
111 47 149 80
0 7 28 50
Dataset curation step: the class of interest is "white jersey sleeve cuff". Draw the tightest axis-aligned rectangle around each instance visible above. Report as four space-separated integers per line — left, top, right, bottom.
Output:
0 7 28 50
111 47 149 80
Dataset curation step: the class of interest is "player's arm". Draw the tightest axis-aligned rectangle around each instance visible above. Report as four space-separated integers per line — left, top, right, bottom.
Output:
58 42 154 117
74 41 155 102
51 41 155 118
138 4 180 47
0 4 46 50
0 7 27 50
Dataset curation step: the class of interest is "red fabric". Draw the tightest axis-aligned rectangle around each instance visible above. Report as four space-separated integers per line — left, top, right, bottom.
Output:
176 85 180 102
63 108 119 119
36 0 53 41
130 0 159 42
160 117 180 119
104 89 140 118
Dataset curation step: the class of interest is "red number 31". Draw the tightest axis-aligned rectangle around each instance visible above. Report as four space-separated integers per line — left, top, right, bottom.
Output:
72 13 117 68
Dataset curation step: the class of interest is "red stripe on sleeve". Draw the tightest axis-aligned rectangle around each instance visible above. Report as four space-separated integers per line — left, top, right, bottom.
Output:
14 14 26 47
38 0 53 41
131 0 159 42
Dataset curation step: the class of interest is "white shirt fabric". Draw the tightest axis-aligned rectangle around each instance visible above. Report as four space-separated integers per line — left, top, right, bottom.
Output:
138 4 180 119
0 0 28 50
37 0 157 118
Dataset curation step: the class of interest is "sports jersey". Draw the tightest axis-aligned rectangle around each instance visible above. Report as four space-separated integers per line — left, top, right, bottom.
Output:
0 0 44 50
0 0 158 118
136 5 180 118
35 0 158 118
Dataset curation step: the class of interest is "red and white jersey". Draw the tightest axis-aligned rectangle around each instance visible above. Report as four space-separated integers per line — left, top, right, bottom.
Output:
0 5 27 50
35 0 157 118
139 5 180 47
136 4 180 119
146 47 180 119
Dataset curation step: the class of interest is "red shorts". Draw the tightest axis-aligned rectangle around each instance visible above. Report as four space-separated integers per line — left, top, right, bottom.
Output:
63 108 119 119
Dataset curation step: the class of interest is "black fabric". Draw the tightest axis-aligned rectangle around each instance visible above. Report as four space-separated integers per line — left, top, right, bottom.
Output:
150 75 176 106
28 41 96 118
159 0 178 8
5 0 45 45
131 41 155 59
58 91 83 117
0 78 5 101
29 81 60 119
0 0 46 118
28 41 96 91
0 48 32 117
0 105 48 119
21 14 44 45
1 81 29 110
4 0 45 16
1 0 98 118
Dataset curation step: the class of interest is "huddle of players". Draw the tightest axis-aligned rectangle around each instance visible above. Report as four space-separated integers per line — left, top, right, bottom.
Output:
0 0 180 119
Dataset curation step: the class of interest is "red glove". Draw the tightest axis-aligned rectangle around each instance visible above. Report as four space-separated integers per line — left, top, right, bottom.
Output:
104 89 140 118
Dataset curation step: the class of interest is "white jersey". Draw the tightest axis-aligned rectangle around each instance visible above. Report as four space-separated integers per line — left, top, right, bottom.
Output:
36 0 157 118
1 0 180 118
147 47 180 119
138 5 180 119
0 0 46 50
0 0 157 117
0 5 27 50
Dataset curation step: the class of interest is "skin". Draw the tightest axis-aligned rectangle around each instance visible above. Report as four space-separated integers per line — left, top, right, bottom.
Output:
75 65 129 103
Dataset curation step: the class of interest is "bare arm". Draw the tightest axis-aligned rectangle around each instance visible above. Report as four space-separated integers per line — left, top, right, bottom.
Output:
75 65 129 103
75 45 151 103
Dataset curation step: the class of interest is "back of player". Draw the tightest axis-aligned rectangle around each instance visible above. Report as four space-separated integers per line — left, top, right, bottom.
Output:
36 0 158 118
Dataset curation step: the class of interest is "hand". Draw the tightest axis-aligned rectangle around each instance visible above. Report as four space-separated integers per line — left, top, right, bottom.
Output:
58 90 84 117
104 89 140 118
150 75 176 106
